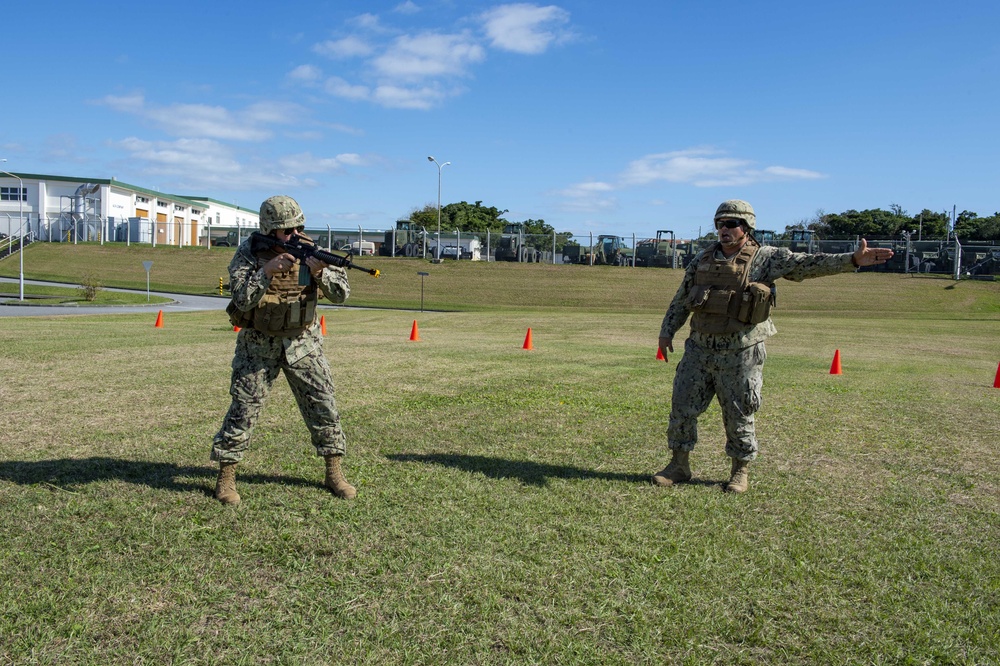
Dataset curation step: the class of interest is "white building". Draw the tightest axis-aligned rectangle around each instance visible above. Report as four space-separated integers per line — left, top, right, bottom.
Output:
0 172 259 247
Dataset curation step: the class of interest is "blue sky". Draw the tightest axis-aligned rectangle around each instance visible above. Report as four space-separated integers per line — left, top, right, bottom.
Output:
3 0 998 240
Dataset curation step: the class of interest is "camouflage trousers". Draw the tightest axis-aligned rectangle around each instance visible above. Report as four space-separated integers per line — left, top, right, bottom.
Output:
668 338 766 461
211 344 346 463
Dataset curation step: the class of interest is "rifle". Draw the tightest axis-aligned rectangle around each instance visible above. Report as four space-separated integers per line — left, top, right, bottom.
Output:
250 232 381 278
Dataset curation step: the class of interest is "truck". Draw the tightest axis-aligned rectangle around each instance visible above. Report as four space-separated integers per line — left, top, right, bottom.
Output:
495 223 541 262
563 235 633 266
634 230 677 268
379 220 428 257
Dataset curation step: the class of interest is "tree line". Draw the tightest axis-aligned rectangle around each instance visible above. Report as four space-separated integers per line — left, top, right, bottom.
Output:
406 201 1000 242
788 205 999 241
407 201 555 237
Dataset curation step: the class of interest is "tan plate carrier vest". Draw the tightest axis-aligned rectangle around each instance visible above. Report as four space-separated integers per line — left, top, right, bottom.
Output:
686 242 774 334
239 245 319 337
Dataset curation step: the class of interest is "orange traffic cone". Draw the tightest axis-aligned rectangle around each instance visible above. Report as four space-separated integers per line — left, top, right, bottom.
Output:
233 325 241 332
320 315 327 336
522 328 533 350
154 310 164 328
993 361 1000 388
656 347 665 361
829 349 842 375
409 320 421 342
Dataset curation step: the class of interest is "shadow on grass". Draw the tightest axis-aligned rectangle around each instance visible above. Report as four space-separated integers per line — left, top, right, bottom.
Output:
0 457 321 497
388 453 651 487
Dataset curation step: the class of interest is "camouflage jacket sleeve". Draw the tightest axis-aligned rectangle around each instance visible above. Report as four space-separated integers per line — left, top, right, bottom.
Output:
659 250 704 339
658 245 856 339
228 240 271 312
752 245 856 283
317 266 350 304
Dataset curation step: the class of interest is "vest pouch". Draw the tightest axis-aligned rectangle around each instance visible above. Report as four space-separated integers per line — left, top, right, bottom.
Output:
686 285 712 311
226 300 253 328
735 282 774 324
704 289 734 315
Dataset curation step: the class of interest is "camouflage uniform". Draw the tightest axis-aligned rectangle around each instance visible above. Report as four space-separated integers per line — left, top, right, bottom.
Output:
211 239 351 463
660 243 856 461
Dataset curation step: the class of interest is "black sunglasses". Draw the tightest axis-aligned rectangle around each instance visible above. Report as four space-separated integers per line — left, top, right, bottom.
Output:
715 219 743 230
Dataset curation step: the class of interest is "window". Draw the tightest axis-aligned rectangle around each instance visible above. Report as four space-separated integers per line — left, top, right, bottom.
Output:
1 187 27 202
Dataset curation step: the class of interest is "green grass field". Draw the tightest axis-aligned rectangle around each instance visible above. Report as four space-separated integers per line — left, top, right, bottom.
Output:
0 280 173 306
1 245 999 664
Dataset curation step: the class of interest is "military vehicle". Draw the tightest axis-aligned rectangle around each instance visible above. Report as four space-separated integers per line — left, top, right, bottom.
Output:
563 235 633 266
635 230 678 268
496 223 541 262
380 220 428 257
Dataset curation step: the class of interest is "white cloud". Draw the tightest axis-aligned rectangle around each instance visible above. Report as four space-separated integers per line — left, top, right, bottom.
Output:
145 105 268 141
324 76 372 101
101 93 145 113
557 181 614 197
99 94 302 142
761 165 825 180
394 1 420 15
302 4 572 109
373 83 457 110
278 152 368 174
350 13 383 31
288 64 323 82
620 149 826 188
324 75 463 110
372 32 485 81
115 136 302 191
555 180 617 213
480 3 572 55
556 148 827 211
313 35 374 59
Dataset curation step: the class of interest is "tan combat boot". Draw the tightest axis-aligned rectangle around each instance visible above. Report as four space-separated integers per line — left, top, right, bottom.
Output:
324 454 357 499
215 461 241 506
651 450 692 487
726 457 750 493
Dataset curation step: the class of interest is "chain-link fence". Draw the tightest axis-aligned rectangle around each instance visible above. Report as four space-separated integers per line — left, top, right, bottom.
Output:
3 213 998 277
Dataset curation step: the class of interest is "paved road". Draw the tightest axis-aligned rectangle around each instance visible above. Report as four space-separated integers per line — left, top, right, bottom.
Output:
0 278 228 317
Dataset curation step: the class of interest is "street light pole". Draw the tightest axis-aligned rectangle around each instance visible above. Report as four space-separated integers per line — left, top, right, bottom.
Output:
427 156 450 262
0 160 24 301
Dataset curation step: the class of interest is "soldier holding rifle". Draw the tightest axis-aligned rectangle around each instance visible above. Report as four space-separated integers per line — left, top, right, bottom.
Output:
211 195 357 505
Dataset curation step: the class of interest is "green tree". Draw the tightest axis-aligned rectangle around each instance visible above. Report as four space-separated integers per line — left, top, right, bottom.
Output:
907 210 950 239
954 211 1000 241
519 218 555 236
816 207 912 238
408 200 514 234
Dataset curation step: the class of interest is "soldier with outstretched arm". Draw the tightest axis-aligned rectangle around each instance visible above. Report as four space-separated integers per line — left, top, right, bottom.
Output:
653 200 893 493
211 195 357 505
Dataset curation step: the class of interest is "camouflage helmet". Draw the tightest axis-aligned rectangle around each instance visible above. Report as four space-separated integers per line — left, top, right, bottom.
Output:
714 199 756 230
259 195 305 234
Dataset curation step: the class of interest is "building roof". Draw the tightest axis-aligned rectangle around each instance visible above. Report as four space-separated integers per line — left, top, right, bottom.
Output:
0 172 254 212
